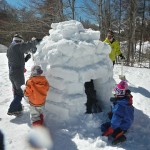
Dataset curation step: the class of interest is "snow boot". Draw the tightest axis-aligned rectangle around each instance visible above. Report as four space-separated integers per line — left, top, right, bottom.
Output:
112 135 126 145
7 111 22 116
32 120 43 126
7 95 23 115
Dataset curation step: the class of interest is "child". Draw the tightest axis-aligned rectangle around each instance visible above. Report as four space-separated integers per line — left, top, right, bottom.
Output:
101 80 134 144
24 65 49 126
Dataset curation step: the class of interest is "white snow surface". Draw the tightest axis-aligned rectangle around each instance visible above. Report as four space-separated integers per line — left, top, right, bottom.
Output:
0 44 7 52
0 20 150 150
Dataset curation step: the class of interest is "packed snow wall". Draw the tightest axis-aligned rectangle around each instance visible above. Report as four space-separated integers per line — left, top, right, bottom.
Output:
34 20 115 122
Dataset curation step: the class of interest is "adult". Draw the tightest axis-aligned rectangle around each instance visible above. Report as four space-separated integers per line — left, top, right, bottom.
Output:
103 29 125 65
7 34 41 115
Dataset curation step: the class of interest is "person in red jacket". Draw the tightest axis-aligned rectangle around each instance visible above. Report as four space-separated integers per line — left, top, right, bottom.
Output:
24 65 49 126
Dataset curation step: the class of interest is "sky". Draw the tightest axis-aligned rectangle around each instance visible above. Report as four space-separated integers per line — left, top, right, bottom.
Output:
5 0 87 21
0 20 150 150
5 0 23 8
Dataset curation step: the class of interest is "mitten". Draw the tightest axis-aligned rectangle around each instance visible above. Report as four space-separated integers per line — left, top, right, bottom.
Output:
36 38 42 43
25 54 31 62
21 85 26 92
102 127 114 136
119 53 125 60
31 47 37 54
31 37 42 44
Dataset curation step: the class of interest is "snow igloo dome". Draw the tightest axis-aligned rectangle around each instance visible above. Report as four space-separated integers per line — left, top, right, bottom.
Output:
34 20 115 122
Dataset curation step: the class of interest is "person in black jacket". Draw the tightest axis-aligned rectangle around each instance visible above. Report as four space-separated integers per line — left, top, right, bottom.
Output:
7 34 42 116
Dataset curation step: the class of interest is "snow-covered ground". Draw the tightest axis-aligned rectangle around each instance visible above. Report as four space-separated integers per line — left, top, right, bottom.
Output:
0 20 150 150
0 44 7 53
0 52 150 150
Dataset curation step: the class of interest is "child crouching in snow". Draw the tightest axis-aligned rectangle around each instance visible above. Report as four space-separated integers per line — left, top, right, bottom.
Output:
24 65 49 126
101 80 134 144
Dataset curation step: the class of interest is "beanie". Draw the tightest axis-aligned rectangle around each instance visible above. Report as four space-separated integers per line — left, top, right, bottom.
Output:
13 34 24 42
114 80 128 96
31 65 43 76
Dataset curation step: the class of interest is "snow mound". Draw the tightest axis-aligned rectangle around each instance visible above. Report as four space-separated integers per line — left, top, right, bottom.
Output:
34 20 115 122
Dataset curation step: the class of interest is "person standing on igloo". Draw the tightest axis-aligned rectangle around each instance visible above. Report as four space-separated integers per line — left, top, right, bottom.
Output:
23 65 49 126
103 29 125 65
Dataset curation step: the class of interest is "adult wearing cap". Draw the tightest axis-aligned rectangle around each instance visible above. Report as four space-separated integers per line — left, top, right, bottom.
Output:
7 34 42 115
104 30 125 66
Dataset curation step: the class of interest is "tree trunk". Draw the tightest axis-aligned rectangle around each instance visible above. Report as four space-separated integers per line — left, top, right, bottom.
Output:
138 0 145 64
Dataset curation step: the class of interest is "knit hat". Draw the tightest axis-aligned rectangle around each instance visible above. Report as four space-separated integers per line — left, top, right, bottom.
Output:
13 34 24 42
113 80 128 96
31 65 43 76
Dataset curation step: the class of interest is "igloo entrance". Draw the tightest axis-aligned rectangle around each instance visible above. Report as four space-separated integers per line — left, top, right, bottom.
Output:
84 80 102 114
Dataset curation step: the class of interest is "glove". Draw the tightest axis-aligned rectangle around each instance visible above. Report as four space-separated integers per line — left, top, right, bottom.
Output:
21 85 26 92
31 47 37 54
25 54 31 62
31 37 42 44
102 127 114 136
36 38 42 43
119 53 125 60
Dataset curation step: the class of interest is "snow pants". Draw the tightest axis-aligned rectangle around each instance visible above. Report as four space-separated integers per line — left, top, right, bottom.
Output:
8 66 24 113
30 105 44 123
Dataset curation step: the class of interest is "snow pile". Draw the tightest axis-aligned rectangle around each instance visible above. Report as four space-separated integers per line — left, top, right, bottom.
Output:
34 20 115 122
0 44 7 53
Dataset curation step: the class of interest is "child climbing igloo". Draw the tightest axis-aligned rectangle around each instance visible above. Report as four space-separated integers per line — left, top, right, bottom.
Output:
34 20 115 122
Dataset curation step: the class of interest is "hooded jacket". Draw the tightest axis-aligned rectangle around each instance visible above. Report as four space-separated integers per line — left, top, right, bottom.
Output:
110 96 134 131
24 76 49 106
103 38 121 61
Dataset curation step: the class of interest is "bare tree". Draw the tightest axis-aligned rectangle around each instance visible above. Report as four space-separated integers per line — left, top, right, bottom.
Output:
138 0 146 64
126 0 137 66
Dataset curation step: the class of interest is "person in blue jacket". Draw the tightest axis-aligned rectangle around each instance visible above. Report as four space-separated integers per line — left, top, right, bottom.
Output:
101 80 134 144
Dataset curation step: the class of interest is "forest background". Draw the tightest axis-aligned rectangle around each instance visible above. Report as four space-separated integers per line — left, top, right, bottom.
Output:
0 0 150 67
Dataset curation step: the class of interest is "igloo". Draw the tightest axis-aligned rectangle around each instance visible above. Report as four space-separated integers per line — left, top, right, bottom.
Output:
34 20 115 122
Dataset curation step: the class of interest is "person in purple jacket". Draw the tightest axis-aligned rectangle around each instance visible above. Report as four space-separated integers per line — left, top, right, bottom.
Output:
101 80 134 144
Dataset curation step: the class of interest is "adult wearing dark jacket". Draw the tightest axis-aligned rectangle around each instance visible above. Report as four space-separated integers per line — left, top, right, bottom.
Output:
7 34 42 115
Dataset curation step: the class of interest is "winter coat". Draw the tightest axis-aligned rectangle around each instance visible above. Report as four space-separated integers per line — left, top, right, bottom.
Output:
24 76 49 107
103 38 121 61
110 97 134 131
7 41 37 89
